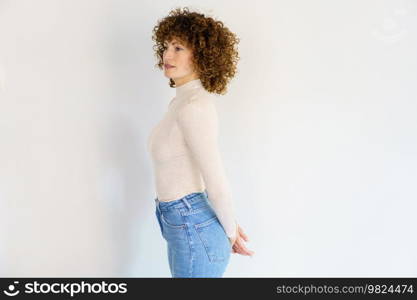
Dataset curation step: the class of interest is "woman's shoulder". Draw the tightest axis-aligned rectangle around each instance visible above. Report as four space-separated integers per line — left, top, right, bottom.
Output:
175 89 218 120
184 88 216 107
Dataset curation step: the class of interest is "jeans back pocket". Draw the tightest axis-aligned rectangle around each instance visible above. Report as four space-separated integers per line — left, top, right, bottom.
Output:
194 216 231 263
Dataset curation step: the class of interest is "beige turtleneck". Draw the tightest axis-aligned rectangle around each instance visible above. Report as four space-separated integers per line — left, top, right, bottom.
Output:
147 78 237 239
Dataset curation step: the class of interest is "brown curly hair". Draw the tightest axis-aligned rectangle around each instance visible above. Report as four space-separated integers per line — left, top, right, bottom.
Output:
151 7 240 95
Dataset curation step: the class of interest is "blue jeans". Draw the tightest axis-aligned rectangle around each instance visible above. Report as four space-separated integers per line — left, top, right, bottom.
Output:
154 190 232 277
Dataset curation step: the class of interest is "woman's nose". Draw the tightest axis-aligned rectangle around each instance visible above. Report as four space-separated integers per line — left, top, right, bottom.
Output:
164 48 176 58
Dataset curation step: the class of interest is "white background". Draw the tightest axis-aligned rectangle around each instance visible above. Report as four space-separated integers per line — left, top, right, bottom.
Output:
0 0 416 277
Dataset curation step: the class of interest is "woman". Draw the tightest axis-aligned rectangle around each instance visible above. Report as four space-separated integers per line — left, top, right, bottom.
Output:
148 7 254 278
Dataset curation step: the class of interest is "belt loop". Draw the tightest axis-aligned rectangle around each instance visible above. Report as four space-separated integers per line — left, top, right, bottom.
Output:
182 197 192 210
155 197 161 214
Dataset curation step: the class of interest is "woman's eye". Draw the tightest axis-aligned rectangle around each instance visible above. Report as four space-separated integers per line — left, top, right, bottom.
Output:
162 45 182 51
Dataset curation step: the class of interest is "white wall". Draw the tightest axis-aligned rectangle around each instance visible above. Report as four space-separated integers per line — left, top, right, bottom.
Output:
0 0 416 277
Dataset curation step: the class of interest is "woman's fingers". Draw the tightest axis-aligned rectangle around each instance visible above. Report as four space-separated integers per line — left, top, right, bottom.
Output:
229 225 254 257
236 237 255 256
238 226 249 242
232 242 244 255
232 240 246 256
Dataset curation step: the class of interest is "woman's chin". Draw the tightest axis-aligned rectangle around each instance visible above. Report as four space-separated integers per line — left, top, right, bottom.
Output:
164 70 176 78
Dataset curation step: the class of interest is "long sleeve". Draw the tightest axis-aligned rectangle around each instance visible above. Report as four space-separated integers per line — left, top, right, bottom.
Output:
176 96 238 240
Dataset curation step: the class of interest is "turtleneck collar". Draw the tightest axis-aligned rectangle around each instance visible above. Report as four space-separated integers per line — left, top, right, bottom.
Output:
175 78 203 98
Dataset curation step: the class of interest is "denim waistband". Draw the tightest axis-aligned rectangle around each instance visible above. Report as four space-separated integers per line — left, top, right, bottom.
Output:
154 190 208 212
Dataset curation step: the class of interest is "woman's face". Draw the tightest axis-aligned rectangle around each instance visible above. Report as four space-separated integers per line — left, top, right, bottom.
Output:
162 37 198 86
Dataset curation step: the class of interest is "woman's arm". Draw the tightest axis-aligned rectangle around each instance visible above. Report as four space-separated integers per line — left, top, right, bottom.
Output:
176 95 238 241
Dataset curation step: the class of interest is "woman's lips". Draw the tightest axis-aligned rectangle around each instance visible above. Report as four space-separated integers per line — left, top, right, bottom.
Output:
164 64 175 69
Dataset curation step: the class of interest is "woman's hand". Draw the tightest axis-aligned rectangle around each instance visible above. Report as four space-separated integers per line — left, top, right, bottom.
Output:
228 224 255 257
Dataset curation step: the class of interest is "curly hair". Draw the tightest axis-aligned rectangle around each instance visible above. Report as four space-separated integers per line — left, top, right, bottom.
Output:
151 7 240 95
